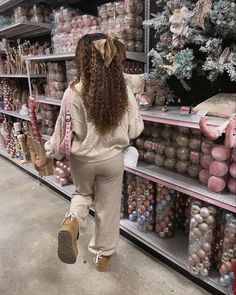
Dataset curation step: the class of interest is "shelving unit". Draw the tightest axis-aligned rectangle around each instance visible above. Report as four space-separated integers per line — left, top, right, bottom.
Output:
140 106 229 129
0 22 51 39
0 0 24 13
34 95 64 106
28 96 231 132
25 51 146 63
125 163 236 213
0 108 31 121
0 1 234 294
0 146 230 295
0 74 46 78
0 147 38 176
119 220 227 294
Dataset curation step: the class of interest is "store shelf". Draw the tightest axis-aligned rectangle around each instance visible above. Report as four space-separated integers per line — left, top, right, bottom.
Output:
140 107 229 129
0 74 46 78
125 162 236 213
0 146 229 295
16 129 236 212
28 101 229 132
25 51 146 62
0 108 31 121
0 147 37 176
43 175 75 197
34 95 62 106
25 53 75 61
120 220 228 295
0 0 24 13
126 51 146 63
0 22 51 39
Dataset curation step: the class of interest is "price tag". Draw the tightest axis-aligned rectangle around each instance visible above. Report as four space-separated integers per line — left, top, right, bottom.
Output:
123 146 139 168
191 110 208 122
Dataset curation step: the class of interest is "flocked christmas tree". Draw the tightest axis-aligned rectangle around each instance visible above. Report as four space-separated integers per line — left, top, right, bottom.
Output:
144 0 236 91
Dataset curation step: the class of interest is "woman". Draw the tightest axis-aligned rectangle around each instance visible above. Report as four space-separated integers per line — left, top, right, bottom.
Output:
36 33 144 270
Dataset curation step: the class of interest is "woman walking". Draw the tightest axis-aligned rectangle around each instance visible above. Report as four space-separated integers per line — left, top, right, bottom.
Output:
36 33 144 270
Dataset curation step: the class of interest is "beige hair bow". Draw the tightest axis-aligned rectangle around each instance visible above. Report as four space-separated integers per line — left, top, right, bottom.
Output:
92 38 117 67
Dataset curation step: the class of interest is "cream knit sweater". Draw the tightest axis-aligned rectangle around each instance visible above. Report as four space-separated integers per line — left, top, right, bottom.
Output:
45 82 144 162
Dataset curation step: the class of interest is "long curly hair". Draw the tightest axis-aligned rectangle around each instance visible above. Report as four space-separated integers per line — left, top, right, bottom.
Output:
75 33 128 135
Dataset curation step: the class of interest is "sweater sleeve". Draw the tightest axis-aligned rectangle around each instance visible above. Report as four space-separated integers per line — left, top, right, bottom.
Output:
44 88 69 160
127 86 144 140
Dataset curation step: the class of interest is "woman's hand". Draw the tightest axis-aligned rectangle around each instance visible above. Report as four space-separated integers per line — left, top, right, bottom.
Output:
35 156 51 171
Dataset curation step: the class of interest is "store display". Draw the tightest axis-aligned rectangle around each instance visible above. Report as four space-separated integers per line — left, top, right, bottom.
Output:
1 78 28 111
65 60 77 83
99 0 144 52
10 4 51 24
155 185 177 238
0 1 235 294
218 213 236 289
54 159 73 186
194 94 236 119
28 99 41 141
39 103 59 136
44 62 66 99
126 173 138 221
52 7 100 54
137 177 155 232
145 1 236 89
188 200 217 277
1 40 48 75
135 123 201 178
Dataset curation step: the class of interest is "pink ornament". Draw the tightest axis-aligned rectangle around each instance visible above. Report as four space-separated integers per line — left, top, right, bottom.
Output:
200 154 213 169
229 163 236 178
208 176 226 193
231 148 236 162
60 177 68 186
201 140 213 154
227 177 236 193
211 145 230 162
209 161 228 177
199 169 210 184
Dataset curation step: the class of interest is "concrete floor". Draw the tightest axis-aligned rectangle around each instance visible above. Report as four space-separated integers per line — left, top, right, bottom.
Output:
0 158 210 295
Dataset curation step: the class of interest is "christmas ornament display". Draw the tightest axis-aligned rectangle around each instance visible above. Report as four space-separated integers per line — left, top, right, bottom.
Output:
218 213 236 289
40 104 59 136
65 60 77 83
44 62 66 100
136 177 155 232
54 159 73 186
135 122 201 178
188 200 217 277
28 99 41 141
155 185 177 238
126 173 138 222
98 0 144 52
1 39 48 75
13 4 51 24
52 7 100 54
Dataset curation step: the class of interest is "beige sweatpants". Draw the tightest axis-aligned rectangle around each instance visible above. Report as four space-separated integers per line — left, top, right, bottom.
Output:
68 152 124 256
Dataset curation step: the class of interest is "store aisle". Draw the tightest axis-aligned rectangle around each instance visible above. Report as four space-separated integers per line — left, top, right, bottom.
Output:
0 158 209 295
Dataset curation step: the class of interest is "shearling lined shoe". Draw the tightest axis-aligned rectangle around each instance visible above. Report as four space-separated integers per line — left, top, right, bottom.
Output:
58 214 79 264
94 251 110 271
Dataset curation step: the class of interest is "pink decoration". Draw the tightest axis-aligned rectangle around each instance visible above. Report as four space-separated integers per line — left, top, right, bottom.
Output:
199 169 210 184
209 161 228 177
227 178 236 193
208 176 226 193
211 145 230 162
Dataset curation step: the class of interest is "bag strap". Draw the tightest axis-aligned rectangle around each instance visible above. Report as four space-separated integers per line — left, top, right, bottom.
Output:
64 88 72 155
